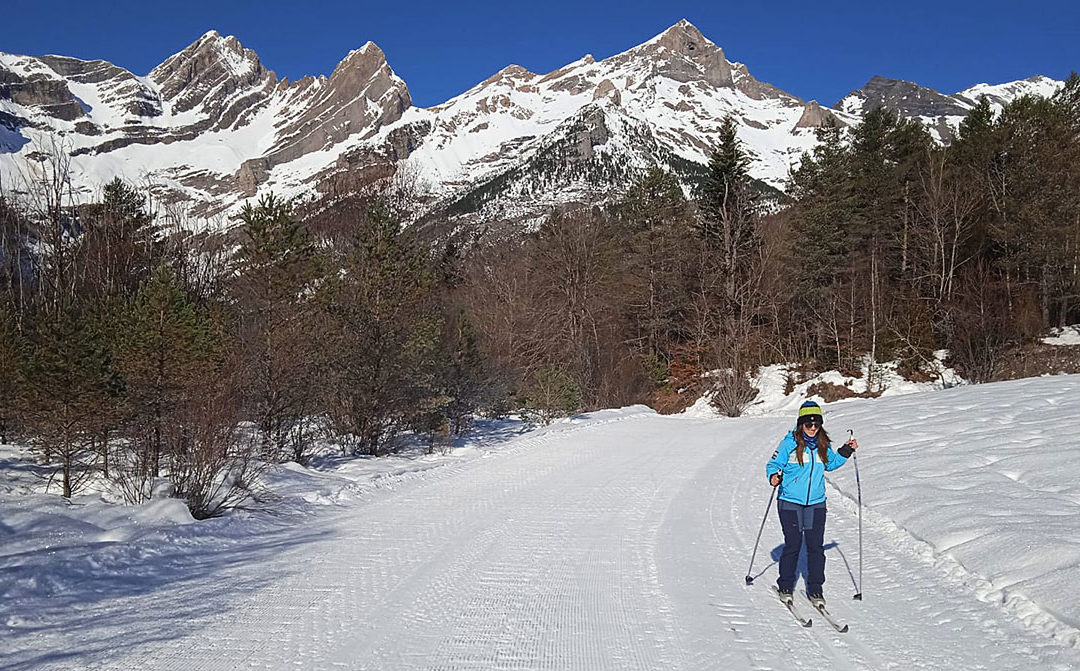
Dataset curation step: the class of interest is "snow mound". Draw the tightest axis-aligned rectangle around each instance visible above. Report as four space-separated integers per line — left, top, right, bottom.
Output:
1043 325 1080 346
826 375 1080 648
683 355 964 419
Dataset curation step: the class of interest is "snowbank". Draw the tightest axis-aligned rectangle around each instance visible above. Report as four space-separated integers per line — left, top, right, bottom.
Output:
826 374 1080 647
1043 325 1080 346
683 355 964 419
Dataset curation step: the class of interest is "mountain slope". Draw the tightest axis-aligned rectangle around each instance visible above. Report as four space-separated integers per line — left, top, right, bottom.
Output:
0 32 410 218
836 74 1062 140
0 21 1062 227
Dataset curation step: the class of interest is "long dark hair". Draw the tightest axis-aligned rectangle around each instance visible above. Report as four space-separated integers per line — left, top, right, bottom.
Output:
794 426 831 466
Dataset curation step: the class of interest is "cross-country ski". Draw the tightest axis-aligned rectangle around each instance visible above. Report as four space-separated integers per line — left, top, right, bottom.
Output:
772 585 813 628
809 599 849 634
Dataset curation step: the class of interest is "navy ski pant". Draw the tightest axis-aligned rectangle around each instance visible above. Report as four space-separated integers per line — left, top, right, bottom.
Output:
776 500 826 594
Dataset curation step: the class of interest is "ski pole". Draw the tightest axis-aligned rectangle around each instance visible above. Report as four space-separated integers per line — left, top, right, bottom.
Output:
744 480 778 585
850 428 863 601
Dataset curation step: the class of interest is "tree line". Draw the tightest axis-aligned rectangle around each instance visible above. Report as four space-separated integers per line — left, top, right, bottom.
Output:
461 75 1080 417
0 170 490 516
2 75 1077 514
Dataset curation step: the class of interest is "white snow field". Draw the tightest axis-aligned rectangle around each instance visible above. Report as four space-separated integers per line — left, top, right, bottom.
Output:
3 377 1080 670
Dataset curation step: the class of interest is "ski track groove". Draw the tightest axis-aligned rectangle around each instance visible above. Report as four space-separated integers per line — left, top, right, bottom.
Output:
8 410 1080 670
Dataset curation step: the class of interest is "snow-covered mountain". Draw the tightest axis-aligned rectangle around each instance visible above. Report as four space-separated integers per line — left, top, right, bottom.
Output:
836 74 1061 140
0 21 1062 228
0 31 410 219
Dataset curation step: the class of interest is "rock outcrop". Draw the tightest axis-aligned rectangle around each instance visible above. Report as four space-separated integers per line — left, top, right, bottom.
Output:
836 76 970 118
149 31 277 129
795 100 839 128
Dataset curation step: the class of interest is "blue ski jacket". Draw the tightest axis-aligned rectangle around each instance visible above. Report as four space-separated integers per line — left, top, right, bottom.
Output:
766 430 851 506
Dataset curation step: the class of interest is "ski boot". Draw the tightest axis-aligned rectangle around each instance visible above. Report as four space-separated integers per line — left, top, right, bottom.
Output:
807 592 826 609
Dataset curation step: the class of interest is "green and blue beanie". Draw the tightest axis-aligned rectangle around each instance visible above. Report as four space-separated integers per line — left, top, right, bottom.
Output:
797 400 823 427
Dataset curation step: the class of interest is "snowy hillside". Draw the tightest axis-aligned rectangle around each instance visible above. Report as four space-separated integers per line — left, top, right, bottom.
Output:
0 21 1061 227
835 74 1061 141
0 32 410 221
2 376 1079 669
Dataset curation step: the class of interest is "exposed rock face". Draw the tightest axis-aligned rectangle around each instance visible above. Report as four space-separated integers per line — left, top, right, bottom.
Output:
39 55 161 118
0 70 85 121
267 42 409 167
836 76 969 118
593 79 621 105
567 105 611 161
149 31 277 129
0 21 1061 228
648 20 734 88
795 101 838 128
237 157 271 197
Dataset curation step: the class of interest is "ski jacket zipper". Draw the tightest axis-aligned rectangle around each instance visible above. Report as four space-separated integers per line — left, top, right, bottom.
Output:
766 431 850 507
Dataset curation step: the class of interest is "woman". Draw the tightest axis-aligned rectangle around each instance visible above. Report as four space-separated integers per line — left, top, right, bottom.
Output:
765 400 858 607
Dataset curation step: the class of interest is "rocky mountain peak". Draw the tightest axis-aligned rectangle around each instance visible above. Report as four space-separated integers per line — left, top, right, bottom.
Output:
333 42 386 78
629 20 733 88
236 39 411 196
149 31 276 117
473 64 539 93
651 19 710 56
836 76 969 118
322 40 409 114
611 20 796 104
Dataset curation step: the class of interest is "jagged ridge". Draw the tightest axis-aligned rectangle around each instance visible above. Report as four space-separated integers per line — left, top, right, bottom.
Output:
0 21 1062 227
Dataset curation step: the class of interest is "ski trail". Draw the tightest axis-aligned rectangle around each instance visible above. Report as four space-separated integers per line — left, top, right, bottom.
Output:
6 410 1080 670
656 418 880 671
706 416 1080 671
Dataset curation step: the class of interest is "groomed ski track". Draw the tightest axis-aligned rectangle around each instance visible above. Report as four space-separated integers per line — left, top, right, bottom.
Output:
11 411 1080 670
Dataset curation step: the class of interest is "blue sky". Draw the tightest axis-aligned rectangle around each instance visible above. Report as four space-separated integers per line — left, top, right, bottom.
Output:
2 1 1077 107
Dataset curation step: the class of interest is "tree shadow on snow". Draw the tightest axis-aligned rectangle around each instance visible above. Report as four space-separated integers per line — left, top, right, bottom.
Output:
0 511 335 671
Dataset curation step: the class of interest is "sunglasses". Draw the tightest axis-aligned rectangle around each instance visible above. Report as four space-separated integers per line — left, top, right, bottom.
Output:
800 419 821 428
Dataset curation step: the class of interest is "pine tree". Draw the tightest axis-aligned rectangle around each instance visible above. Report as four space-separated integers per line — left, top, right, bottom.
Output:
76 178 160 300
115 266 214 498
697 117 761 301
694 116 765 396
321 200 442 455
789 119 856 289
440 310 490 435
232 194 321 462
22 304 118 497
786 119 858 367
619 168 695 370
0 304 24 444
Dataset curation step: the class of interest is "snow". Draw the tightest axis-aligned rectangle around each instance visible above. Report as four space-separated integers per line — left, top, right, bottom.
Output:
3 376 1080 668
959 76 1063 107
0 123 29 154
0 27 1066 225
683 355 964 419
1044 325 1080 346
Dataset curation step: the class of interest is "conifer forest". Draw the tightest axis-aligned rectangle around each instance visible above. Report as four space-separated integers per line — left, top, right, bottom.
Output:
2 77 1079 516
